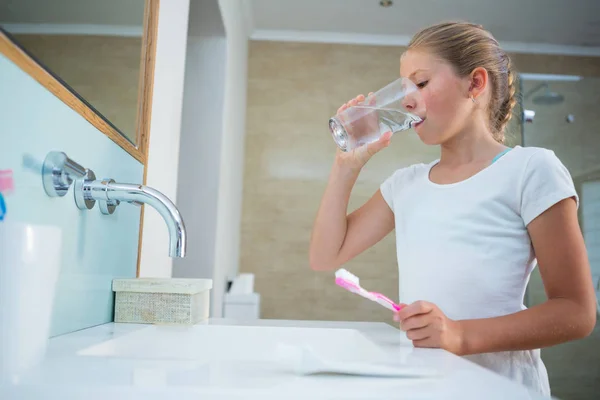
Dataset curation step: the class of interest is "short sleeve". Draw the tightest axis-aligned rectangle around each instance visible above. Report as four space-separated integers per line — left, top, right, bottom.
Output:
380 170 399 211
380 165 418 212
520 149 578 226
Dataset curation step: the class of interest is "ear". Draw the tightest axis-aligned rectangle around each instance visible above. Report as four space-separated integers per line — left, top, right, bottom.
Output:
468 67 488 101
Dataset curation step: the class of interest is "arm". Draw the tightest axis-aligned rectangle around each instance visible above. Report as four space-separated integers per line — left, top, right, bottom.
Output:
309 161 395 271
459 197 596 354
310 93 394 271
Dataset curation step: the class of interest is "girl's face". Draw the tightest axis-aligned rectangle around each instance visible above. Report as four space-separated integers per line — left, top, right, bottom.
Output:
400 49 475 145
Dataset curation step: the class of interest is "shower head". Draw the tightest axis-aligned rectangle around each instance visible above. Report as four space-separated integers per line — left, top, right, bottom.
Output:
533 90 564 105
526 82 564 105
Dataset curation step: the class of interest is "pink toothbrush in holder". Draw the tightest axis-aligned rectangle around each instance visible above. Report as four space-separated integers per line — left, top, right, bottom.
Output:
335 268 404 312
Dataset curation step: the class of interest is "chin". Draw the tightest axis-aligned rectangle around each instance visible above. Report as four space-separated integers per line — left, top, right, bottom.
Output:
415 126 444 146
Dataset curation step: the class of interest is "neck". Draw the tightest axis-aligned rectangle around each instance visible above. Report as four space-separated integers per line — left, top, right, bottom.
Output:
439 119 506 166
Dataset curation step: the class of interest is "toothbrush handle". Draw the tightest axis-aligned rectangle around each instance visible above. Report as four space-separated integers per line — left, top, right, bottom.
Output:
376 298 403 312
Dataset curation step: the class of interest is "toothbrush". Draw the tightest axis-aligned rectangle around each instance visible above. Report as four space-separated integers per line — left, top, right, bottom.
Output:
334 268 403 312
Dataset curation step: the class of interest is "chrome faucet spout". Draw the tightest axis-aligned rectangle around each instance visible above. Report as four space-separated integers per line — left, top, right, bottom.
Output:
84 180 187 257
40 151 186 258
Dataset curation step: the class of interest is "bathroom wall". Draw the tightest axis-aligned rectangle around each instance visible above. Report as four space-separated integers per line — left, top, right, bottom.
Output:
241 40 600 323
139 0 190 278
172 0 249 317
0 53 143 336
12 34 142 143
138 0 248 317
212 0 250 317
173 0 227 311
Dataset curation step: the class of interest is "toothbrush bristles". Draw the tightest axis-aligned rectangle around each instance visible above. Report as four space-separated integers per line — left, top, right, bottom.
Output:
335 268 359 284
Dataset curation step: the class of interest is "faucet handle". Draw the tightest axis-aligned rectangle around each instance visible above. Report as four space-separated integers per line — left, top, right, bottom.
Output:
99 197 120 215
42 151 88 197
74 169 97 210
95 179 120 215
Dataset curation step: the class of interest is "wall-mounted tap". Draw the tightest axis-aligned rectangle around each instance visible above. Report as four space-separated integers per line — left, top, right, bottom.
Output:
42 151 87 197
41 151 187 258
77 179 186 258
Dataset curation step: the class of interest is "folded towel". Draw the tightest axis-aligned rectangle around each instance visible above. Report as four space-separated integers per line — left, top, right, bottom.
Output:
275 343 439 378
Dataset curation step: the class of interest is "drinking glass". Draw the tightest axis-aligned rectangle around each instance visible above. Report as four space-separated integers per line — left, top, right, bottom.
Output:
328 77 425 152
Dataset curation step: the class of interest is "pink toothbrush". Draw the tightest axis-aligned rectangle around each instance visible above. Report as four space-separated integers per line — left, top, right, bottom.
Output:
334 268 404 312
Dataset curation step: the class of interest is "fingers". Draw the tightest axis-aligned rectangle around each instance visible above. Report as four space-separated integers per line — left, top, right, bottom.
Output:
396 300 434 321
398 314 429 331
367 92 376 106
337 94 367 114
379 131 393 145
364 131 392 156
412 337 438 349
405 326 431 341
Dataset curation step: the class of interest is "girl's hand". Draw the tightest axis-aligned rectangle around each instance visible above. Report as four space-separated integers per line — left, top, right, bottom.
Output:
394 301 466 355
335 93 391 171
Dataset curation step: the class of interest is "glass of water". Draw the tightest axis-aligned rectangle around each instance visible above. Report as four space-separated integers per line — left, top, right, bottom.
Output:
328 77 425 152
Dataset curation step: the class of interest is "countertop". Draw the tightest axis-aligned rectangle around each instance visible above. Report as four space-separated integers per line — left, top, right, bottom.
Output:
0 318 553 399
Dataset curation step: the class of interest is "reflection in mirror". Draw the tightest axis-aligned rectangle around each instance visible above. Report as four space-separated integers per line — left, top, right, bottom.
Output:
0 0 147 145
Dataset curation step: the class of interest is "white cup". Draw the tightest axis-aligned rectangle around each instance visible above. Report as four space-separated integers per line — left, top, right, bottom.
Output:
0 222 62 382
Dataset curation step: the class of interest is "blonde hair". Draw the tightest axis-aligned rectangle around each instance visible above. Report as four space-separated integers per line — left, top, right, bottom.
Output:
408 21 516 143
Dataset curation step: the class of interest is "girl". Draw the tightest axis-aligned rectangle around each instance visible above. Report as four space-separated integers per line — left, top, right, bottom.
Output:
309 21 597 395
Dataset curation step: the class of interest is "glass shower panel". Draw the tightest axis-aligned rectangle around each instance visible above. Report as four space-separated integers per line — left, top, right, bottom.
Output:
522 74 600 400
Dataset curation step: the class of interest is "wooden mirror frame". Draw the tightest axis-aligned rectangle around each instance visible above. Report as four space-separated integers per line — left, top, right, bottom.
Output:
0 0 159 165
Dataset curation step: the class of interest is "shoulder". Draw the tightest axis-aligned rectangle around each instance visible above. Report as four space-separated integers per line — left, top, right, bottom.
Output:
510 146 563 169
491 146 568 183
380 162 432 211
513 146 578 225
383 161 433 186
513 146 571 182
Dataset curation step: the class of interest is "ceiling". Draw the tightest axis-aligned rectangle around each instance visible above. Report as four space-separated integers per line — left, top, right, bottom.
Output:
244 0 600 55
2 0 599 55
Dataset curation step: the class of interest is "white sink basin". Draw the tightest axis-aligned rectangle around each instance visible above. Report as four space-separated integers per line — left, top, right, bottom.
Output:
78 324 392 365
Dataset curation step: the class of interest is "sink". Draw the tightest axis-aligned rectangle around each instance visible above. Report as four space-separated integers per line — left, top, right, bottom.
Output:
78 324 392 365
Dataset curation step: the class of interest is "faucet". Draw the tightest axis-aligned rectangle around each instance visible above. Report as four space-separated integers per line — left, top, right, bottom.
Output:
81 179 187 257
41 151 187 258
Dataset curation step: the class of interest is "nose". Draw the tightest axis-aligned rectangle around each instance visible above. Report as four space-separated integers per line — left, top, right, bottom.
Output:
401 91 420 114
402 95 416 111
400 85 425 117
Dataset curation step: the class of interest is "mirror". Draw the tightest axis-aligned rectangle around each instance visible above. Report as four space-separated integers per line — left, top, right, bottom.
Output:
0 0 149 147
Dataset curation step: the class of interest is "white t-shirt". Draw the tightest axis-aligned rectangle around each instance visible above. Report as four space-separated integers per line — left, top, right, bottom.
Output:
380 145 578 396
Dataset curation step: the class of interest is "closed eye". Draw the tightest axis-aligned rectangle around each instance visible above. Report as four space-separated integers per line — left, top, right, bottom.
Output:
417 80 429 89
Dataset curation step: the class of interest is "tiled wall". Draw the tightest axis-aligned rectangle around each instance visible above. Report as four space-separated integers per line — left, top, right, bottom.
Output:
0 53 143 336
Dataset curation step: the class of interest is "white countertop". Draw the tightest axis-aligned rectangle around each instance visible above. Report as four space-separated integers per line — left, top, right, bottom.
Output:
0 318 552 399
